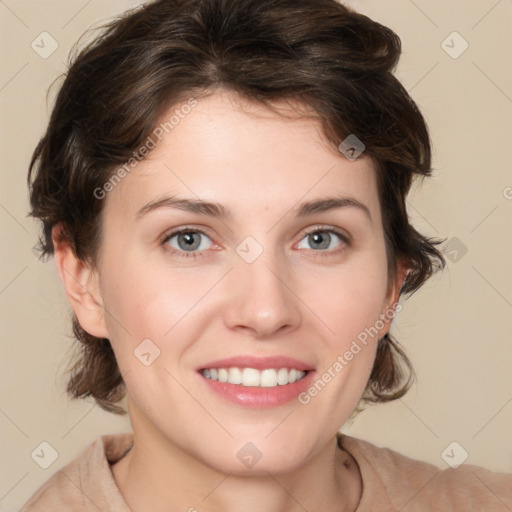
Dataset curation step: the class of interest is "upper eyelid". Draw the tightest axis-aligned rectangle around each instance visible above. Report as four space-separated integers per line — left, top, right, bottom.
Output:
161 226 212 243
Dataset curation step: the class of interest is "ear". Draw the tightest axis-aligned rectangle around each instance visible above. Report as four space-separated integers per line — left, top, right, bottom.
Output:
52 223 109 339
377 260 409 339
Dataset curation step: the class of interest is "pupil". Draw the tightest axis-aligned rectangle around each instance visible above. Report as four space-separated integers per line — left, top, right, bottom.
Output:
311 231 329 249
180 232 199 250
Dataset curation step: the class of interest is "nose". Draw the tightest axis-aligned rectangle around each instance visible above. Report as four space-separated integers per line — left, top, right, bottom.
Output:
222 250 302 339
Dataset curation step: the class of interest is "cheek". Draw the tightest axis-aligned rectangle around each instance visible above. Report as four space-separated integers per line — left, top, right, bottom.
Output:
305 249 390 346
99 255 216 361
299 255 389 409
98 262 210 413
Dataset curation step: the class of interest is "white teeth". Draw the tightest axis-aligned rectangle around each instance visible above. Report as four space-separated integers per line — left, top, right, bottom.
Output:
260 369 277 387
201 367 307 387
242 368 260 386
277 368 289 385
228 367 242 384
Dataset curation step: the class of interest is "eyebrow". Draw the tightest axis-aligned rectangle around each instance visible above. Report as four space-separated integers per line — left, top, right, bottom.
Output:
136 194 372 222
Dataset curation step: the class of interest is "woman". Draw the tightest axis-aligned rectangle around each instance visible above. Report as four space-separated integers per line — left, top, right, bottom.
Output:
21 0 512 510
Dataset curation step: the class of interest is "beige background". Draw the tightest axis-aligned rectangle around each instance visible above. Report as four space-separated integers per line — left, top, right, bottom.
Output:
1 0 511 509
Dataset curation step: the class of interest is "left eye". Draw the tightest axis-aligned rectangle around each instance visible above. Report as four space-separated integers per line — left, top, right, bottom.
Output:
296 229 347 252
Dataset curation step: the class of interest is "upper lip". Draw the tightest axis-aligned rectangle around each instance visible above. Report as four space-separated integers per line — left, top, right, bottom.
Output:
198 355 314 372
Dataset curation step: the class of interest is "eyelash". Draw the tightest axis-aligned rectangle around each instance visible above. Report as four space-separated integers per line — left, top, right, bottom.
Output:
160 225 350 260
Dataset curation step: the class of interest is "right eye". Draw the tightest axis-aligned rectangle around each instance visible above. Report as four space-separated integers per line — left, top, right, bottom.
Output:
161 228 215 259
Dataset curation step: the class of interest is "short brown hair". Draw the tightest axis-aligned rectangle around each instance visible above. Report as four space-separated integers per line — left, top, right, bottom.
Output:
28 0 445 415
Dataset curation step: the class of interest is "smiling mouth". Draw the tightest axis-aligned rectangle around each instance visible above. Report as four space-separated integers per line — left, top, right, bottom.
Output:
200 367 309 387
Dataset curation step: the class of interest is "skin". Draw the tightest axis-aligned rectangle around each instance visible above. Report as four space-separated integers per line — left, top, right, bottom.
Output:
53 88 407 512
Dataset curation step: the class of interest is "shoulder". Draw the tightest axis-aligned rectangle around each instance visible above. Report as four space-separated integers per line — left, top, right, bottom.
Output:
338 433 512 512
20 433 133 512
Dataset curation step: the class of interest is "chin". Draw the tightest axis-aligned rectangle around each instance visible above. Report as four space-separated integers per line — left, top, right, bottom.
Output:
198 435 316 476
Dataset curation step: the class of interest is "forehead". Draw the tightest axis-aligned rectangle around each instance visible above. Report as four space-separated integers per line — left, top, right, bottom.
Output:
102 89 381 225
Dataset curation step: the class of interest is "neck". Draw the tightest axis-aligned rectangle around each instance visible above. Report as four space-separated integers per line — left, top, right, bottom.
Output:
112 412 361 512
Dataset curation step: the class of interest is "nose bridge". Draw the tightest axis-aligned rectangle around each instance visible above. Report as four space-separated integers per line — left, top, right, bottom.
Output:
223 237 301 337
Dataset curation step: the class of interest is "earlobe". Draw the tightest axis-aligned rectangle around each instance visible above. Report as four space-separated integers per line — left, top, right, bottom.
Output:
379 261 409 339
389 262 409 307
52 223 109 339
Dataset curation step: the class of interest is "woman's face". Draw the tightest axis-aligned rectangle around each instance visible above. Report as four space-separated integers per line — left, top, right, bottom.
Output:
90 89 402 474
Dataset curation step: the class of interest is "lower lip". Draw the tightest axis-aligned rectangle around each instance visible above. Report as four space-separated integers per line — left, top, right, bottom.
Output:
198 371 316 408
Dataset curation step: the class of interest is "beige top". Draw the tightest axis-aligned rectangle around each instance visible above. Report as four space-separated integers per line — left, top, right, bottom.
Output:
20 432 512 511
